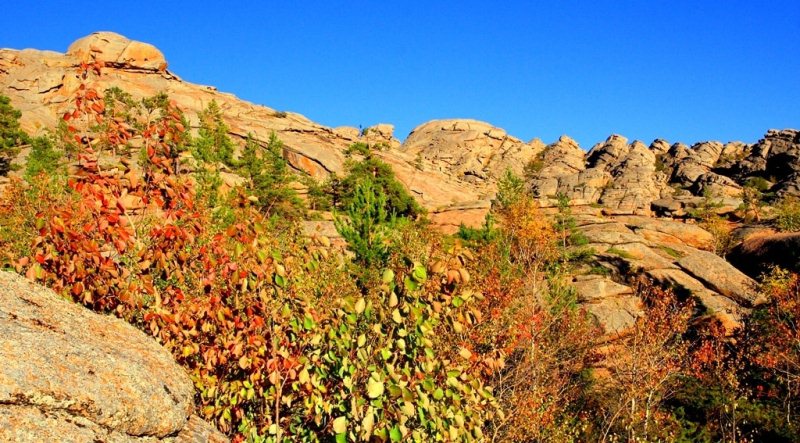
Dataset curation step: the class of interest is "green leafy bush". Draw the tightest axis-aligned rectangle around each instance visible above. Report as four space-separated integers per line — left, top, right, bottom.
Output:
24 135 63 179
775 196 800 232
338 157 422 218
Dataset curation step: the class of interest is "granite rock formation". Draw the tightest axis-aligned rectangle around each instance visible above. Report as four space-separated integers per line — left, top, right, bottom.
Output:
0 271 227 443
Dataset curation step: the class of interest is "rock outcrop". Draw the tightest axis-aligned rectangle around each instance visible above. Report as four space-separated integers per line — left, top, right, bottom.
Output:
0 271 226 442
401 119 544 183
571 214 756 336
0 33 499 231
530 135 667 214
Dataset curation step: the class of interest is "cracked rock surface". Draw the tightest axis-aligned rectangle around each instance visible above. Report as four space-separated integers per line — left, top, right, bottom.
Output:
0 271 226 442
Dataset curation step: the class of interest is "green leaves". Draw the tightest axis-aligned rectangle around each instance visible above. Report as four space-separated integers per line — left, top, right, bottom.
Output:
389 424 403 442
334 178 394 268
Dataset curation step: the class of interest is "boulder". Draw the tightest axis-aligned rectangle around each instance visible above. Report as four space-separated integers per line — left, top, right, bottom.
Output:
67 31 167 71
676 251 764 307
0 271 226 442
728 231 800 277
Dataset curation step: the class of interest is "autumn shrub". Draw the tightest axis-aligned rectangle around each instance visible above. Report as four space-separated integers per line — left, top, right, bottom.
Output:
735 268 800 440
456 192 599 441
589 279 697 442
0 174 73 269
4 61 504 442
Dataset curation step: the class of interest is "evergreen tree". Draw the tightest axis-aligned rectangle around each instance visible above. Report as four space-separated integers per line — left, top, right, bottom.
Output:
24 136 62 179
0 94 30 174
338 152 422 218
335 178 394 268
192 100 235 166
240 133 302 218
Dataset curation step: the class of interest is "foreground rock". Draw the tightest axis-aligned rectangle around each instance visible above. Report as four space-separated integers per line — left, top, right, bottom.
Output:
0 271 226 442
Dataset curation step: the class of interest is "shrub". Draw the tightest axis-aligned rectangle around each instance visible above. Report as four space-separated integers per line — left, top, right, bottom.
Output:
522 148 547 180
24 135 63 179
456 213 499 246
745 176 771 193
590 279 697 441
344 141 371 157
775 196 800 232
338 157 422 218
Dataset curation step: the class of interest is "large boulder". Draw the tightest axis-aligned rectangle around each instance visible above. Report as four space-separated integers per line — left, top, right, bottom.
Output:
67 31 167 71
0 271 226 442
729 231 800 277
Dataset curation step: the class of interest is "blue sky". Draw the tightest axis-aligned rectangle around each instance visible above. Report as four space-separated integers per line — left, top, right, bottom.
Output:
2 1 798 148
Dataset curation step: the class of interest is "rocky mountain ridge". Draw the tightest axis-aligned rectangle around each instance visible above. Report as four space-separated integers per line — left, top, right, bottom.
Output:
6 32 796 232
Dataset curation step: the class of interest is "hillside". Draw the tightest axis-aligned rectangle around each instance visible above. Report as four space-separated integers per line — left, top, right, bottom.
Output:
2 32 800 442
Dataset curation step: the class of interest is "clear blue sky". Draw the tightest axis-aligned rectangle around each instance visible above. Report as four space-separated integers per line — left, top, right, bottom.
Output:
2 1 798 148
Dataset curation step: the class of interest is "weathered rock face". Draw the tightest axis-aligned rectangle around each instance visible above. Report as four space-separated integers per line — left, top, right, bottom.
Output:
572 214 753 335
733 129 800 197
1 32 799 232
527 128 800 217
0 271 227 442
531 135 665 214
67 31 168 71
396 119 548 230
402 119 544 183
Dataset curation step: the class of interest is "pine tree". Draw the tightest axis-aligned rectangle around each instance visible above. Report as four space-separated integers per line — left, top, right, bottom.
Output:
335 178 394 268
192 100 235 166
240 133 302 218
0 94 29 158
